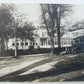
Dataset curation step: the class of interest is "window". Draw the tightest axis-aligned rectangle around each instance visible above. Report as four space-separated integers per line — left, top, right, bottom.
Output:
36 43 37 45
12 43 15 46
76 32 78 36
16 43 19 46
36 31 38 34
21 42 24 46
12 43 19 46
33 43 34 45
41 39 47 46
45 40 47 46
48 39 50 45
42 32 45 36
61 41 63 45
63 41 67 45
41 41 43 46
25 42 28 45
68 40 71 45
54 39 58 45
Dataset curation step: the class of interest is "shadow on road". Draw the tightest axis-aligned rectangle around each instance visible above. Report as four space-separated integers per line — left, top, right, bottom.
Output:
6 62 84 82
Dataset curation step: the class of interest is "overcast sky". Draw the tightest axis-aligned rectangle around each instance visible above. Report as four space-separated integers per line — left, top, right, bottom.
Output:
15 4 84 27
15 4 41 27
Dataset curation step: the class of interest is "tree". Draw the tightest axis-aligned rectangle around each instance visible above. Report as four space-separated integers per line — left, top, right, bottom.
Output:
0 4 35 57
9 5 35 57
40 4 72 54
40 4 55 55
0 4 15 52
17 22 35 50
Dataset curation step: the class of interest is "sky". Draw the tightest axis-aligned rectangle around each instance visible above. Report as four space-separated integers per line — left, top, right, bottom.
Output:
15 4 84 27
72 5 84 21
15 4 41 27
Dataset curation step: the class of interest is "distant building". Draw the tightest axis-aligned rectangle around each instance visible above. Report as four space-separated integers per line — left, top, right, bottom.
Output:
6 28 73 50
69 28 84 38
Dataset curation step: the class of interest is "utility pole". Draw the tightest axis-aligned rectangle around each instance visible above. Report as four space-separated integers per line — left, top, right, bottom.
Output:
15 28 17 57
13 27 17 57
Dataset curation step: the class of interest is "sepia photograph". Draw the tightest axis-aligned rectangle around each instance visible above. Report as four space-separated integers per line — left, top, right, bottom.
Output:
0 1 84 82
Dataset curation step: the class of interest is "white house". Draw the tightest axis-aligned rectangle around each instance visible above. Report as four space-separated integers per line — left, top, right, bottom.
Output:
6 28 73 50
7 38 31 50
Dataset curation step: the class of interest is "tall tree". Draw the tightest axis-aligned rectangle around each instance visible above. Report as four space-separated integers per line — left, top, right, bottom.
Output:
0 4 35 57
0 4 15 52
40 4 72 54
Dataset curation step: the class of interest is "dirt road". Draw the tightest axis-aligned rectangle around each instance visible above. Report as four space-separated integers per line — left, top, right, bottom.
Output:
0 54 77 81
0 55 53 81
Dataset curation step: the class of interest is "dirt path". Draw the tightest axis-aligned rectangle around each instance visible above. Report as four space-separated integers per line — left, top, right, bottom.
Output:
0 56 53 81
0 54 77 81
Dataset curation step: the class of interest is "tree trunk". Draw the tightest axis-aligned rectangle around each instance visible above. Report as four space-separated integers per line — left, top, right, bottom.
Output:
0 39 5 56
50 35 54 55
57 22 61 48
14 28 18 57
1 39 5 51
22 38 24 50
14 36 17 57
56 6 61 53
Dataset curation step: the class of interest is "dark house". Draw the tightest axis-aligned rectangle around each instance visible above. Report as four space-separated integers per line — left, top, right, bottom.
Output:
74 35 84 53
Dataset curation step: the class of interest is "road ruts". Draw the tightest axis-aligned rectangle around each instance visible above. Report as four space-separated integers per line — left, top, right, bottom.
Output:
0 54 77 81
0 57 53 81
